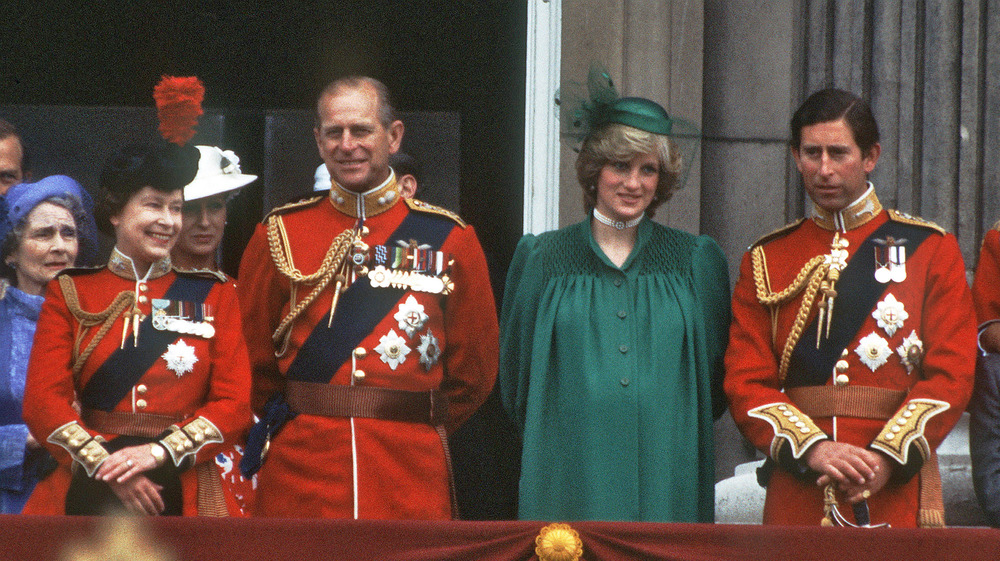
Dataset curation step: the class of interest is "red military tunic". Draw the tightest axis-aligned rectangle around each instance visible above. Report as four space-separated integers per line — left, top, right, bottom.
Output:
725 189 976 527
237 175 498 519
973 225 1000 326
22 251 252 516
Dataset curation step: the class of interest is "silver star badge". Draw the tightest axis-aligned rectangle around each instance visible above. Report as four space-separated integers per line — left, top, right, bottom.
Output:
896 330 924 374
855 332 892 371
394 295 429 338
162 339 198 377
872 293 908 337
418 329 441 371
375 329 411 370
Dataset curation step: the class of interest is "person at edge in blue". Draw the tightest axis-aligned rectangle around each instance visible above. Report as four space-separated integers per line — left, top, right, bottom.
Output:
0 175 97 513
499 69 730 522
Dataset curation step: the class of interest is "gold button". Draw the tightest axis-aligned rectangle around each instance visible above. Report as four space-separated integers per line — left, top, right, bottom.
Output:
835 360 849 373
354 347 367 359
138 284 148 292
354 370 366 381
841 349 850 358
138 295 148 304
361 225 371 236
835 374 849 386
136 399 147 409
136 384 148 394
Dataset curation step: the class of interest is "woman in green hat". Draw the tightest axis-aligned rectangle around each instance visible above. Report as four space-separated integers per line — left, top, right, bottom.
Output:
499 71 730 522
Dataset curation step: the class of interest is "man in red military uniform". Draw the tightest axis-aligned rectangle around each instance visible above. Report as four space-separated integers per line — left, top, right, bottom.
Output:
724 88 976 528
237 76 498 519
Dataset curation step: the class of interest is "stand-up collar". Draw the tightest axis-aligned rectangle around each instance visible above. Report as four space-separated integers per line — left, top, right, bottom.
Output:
328 170 400 219
810 184 883 232
108 247 172 281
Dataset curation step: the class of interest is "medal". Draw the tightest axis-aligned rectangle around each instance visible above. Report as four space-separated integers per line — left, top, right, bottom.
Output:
873 237 907 284
151 299 216 339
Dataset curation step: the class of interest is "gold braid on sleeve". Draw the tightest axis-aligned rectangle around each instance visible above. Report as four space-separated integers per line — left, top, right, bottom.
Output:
266 214 356 351
751 247 828 384
58 275 135 379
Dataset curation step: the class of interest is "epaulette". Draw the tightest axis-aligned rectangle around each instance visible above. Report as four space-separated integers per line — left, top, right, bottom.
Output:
405 198 467 228
886 209 947 236
173 267 228 283
748 218 806 249
262 194 326 222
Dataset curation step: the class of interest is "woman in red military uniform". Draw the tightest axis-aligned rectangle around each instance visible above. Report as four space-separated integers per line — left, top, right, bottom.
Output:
21 140 251 516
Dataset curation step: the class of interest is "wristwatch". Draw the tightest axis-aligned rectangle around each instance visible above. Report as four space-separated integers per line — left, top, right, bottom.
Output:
149 442 167 466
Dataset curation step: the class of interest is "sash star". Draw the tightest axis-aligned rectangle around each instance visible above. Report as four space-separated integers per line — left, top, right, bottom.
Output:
873 293 908 337
896 330 924 374
855 332 892 371
375 329 411 370
395 295 428 338
162 339 198 377
418 329 441 371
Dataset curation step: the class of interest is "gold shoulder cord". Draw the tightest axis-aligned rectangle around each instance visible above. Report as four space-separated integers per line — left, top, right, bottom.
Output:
751 247 828 384
266 214 356 355
58 275 135 378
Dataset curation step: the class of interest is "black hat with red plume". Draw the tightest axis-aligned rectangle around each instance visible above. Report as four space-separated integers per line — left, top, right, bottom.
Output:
95 76 204 235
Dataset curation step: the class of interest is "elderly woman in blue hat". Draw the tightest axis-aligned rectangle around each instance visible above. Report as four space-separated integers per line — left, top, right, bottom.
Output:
499 70 731 522
0 175 97 513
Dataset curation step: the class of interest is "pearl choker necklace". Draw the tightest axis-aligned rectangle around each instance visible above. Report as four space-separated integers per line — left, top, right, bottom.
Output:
593 208 642 230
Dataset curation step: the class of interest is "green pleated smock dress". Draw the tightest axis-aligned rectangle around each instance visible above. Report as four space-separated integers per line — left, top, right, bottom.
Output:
499 218 730 522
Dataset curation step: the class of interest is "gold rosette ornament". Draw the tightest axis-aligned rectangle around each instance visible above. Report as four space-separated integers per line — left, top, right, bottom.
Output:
535 523 584 561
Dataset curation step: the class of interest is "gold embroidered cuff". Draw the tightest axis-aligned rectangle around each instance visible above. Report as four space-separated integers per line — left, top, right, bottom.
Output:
46 421 110 477
748 402 827 459
870 398 950 464
159 417 223 466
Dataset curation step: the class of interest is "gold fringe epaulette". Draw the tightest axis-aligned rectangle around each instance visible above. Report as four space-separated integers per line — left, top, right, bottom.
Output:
405 198 467 228
886 209 947 236
262 194 326 222
749 218 806 249
173 267 228 283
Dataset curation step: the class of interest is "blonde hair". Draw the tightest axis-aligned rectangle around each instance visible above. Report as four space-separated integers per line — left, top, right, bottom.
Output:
575 123 682 217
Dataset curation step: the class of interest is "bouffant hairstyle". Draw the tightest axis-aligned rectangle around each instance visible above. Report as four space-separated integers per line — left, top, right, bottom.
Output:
94 142 199 236
575 123 682 217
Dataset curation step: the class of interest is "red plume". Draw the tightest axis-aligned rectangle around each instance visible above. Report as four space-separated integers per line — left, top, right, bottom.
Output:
153 76 204 146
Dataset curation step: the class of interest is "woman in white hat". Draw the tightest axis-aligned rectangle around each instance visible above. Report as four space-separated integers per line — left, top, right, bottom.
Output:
172 146 256 271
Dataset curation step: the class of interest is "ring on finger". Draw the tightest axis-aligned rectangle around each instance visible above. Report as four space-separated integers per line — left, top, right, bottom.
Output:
126 459 134 468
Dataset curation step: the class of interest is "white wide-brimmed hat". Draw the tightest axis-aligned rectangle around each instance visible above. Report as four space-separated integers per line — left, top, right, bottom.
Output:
184 145 257 201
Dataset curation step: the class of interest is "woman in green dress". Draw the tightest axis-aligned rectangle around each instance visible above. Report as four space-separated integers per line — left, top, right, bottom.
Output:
499 74 730 522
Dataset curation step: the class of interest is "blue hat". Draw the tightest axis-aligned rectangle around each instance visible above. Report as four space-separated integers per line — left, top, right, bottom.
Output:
0 175 99 266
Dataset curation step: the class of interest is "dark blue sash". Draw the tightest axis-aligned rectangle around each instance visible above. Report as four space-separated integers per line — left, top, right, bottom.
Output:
784 220 934 388
242 211 456 477
79 275 216 411
285 211 456 383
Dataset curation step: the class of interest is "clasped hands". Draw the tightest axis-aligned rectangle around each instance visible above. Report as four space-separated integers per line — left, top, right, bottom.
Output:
94 444 166 516
803 440 893 503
